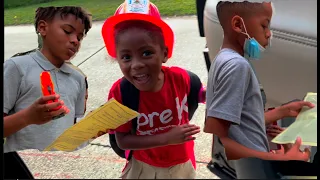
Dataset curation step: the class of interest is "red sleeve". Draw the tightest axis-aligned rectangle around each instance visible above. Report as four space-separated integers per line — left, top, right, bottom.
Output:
169 66 204 103
108 78 132 133
169 66 191 94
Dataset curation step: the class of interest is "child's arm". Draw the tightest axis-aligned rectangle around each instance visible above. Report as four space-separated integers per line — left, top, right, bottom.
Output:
4 95 68 137
205 58 309 161
3 60 69 137
198 85 206 104
204 116 310 161
115 123 200 150
264 101 314 125
108 79 199 150
4 111 30 137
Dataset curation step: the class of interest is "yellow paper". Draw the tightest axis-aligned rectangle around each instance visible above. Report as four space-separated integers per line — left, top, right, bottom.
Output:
272 93 317 146
44 98 139 151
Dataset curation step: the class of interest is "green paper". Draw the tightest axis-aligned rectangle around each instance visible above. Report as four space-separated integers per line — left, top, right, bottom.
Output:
272 93 317 146
282 176 317 179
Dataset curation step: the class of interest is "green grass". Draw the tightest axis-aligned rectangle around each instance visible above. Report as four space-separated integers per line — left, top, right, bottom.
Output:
4 0 197 26
4 0 55 9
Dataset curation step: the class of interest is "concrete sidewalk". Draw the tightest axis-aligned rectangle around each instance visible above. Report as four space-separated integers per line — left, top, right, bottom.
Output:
4 16 219 179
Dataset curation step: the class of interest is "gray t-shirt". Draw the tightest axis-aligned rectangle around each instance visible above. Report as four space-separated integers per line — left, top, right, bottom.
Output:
4 50 86 153
206 48 269 152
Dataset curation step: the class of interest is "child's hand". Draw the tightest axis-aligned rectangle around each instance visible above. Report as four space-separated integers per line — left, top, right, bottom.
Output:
267 125 292 154
282 143 293 153
283 137 310 161
24 94 70 125
279 101 314 118
199 85 206 104
165 124 200 145
266 125 285 138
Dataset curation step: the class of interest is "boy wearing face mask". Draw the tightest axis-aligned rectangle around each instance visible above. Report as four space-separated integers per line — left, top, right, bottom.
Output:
204 1 314 161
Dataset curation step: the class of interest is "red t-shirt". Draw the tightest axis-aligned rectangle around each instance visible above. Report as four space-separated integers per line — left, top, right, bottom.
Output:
108 66 197 168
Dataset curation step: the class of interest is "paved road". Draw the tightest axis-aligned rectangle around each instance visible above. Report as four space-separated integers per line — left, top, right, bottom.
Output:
4 16 219 179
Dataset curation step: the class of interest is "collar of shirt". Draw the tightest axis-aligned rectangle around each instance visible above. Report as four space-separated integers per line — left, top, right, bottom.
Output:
30 50 73 74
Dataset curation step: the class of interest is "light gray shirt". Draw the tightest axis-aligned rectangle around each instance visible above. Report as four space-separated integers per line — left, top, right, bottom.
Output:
4 50 86 152
206 48 269 152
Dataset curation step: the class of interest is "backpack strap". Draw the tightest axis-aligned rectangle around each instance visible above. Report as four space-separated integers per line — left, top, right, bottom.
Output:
11 48 37 58
186 70 202 120
120 77 140 160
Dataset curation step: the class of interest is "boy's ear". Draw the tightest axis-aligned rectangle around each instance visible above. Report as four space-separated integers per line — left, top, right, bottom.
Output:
37 20 49 37
231 15 244 34
162 46 169 63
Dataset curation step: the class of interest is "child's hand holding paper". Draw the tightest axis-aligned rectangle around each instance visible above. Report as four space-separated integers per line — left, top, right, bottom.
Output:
44 98 139 151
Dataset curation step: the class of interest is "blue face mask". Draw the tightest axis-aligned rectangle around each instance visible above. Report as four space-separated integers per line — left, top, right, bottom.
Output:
243 37 265 60
240 18 270 61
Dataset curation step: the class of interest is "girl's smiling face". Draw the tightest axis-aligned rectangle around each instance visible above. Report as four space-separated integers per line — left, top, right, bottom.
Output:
115 24 168 92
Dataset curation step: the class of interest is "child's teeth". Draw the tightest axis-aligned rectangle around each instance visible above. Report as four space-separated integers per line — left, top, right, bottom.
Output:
136 74 146 78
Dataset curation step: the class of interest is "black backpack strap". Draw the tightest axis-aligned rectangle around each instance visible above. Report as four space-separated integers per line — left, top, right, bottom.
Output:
11 48 37 58
109 78 140 159
186 70 202 120
120 78 140 133
4 152 34 179
119 77 140 160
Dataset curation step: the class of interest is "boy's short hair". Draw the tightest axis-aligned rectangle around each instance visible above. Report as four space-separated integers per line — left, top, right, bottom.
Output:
12 6 92 58
34 6 92 35
216 1 265 29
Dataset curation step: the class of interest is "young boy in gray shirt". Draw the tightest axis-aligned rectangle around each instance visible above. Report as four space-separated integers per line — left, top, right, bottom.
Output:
4 6 92 152
12 28 90 120
204 1 314 161
4 7 92 179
